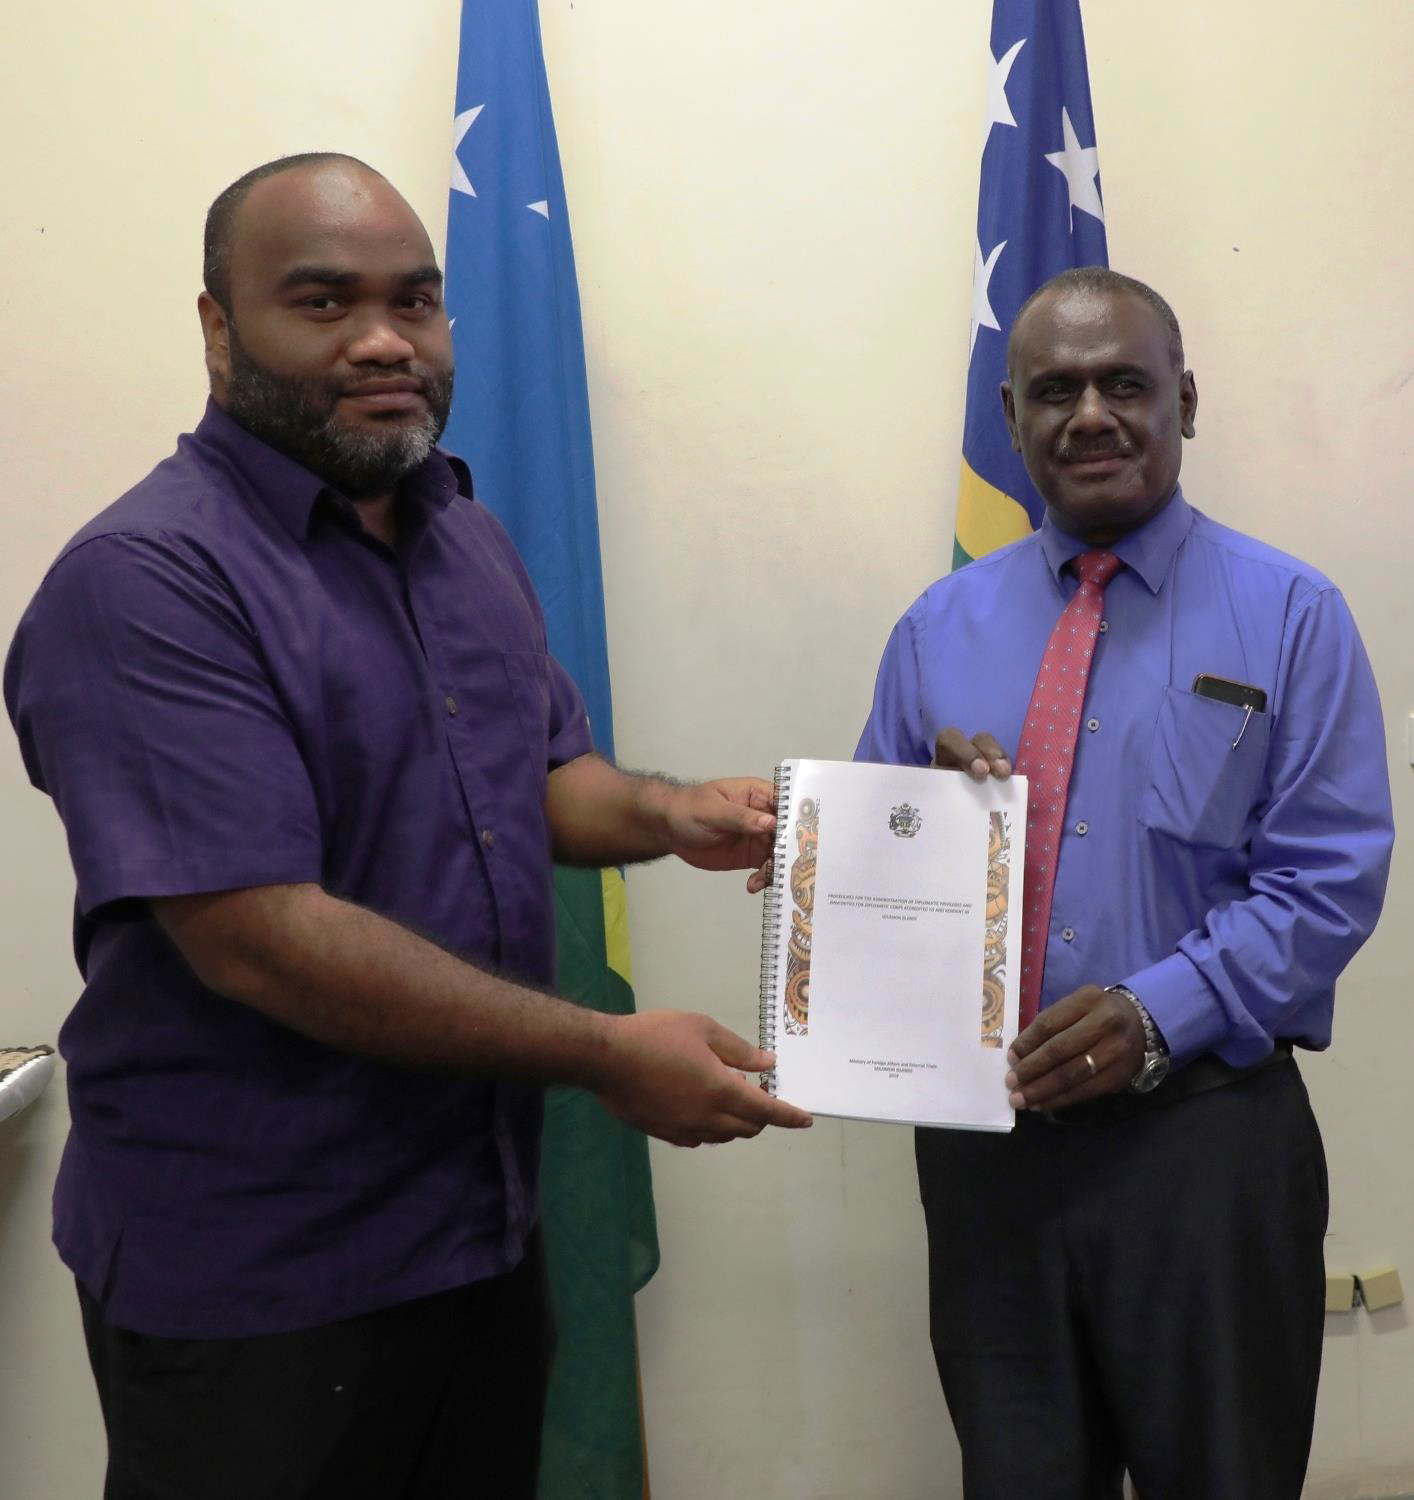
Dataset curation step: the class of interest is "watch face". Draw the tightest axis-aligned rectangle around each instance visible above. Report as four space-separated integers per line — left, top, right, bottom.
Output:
1132 1054 1171 1094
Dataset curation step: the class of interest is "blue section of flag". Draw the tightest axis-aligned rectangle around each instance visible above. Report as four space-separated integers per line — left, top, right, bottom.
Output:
441 0 615 758
965 0 1108 528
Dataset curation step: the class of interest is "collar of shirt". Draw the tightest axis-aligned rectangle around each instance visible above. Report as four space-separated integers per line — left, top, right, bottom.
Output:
191 398 471 542
1038 486 1194 595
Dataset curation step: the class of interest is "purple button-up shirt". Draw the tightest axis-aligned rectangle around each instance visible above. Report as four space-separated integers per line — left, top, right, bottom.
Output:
5 401 593 1337
856 491 1392 1069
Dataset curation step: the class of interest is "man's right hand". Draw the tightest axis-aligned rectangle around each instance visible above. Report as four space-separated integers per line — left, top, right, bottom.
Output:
593 1011 813 1147
933 727 1012 780
151 884 811 1144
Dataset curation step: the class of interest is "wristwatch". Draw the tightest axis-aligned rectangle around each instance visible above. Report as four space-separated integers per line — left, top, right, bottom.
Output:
1105 984 1170 1094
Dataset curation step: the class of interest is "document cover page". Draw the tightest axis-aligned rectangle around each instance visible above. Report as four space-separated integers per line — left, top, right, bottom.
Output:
761 759 1025 1130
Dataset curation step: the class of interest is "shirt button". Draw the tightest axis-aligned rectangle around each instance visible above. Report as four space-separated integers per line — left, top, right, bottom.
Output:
481 828 496 849
1098 620 1109 634
1075 821 1089 836
445 695 458 716
1061 927 1075 942
1087 717 1100 733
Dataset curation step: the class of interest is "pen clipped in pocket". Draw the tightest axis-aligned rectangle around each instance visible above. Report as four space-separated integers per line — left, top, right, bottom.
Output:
1192 673 1267 749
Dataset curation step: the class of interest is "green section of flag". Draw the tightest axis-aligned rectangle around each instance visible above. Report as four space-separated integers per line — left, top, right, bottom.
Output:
538 865 659 1499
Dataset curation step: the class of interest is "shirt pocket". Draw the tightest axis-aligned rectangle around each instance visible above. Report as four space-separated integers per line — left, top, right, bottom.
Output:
501 651 551 800
1140 685 1270 848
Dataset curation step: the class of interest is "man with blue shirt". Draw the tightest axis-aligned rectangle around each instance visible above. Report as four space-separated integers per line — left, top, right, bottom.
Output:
856 268 1392 1500
5 153 811 1500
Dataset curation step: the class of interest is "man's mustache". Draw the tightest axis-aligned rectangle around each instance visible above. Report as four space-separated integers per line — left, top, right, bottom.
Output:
336 370 429 398
1059 442 1132 463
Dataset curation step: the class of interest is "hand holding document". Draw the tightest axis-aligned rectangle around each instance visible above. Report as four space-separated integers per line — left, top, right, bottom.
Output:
758 759 1026 1131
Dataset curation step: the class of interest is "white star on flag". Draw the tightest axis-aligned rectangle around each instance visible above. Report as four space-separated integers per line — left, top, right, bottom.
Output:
971 237 1007 357
451 105 485 198
527 201 549 218
984 38 1026 143
1044 107 1104 231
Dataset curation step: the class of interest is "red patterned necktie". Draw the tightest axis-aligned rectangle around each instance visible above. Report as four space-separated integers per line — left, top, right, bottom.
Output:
1014 549 1122 1029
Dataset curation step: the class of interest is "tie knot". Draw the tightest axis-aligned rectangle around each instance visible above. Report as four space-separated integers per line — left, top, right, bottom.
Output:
1072 550 1121 589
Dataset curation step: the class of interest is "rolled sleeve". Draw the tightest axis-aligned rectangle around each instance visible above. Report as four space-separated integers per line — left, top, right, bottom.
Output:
5 534 324 913
546 653 594 770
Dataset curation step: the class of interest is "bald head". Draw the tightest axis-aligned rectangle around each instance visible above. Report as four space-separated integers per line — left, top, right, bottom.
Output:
218 159 439 325
203 153 386 312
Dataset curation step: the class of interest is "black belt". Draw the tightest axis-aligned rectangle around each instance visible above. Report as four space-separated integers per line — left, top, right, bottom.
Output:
1040 1041 1295 1126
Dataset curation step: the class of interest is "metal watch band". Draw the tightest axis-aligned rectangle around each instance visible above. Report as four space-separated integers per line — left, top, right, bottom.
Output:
1104 983 1170 1091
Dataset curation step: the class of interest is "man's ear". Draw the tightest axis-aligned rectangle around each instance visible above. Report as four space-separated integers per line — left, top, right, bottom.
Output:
197 291 232 396
1179 370 1197 440
1000 382 1021 453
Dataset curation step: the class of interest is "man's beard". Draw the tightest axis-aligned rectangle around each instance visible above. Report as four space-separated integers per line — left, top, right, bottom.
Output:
224 326 455 498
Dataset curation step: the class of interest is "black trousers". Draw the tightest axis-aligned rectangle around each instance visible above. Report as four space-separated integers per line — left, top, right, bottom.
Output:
79 1228 555 1500
916 1058 1328 1500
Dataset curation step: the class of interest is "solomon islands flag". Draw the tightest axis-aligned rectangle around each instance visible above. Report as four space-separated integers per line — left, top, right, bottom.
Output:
441 4 660 1496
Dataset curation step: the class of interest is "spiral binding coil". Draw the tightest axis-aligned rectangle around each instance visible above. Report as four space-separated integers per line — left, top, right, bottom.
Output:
757 761 793 1096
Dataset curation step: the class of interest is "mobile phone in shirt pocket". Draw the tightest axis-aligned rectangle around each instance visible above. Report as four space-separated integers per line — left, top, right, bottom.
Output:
1140 684 1271 848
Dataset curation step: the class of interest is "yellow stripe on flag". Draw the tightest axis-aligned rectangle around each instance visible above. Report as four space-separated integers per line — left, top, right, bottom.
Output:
956 458 1032 560
602 867 633 986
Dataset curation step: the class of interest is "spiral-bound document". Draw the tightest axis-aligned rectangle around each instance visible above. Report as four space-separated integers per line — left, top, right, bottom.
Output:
759 758 1026 1131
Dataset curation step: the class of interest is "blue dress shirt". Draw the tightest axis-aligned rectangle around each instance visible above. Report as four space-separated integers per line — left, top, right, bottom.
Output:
856 490 1393 1070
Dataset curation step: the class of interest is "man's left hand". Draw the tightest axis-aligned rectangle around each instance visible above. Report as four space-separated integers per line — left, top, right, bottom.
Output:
660 777 778 888
1005 984 1146 1111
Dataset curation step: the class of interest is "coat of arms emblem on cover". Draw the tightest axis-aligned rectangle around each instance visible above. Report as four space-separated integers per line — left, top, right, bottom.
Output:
888 802 922 838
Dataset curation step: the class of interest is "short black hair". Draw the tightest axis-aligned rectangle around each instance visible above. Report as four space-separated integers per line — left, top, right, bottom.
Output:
202 152 379 311
1006 266 1185 376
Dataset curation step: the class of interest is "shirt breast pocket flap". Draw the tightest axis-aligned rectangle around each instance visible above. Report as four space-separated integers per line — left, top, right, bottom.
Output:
501 651 552 791
1141 685 1270 848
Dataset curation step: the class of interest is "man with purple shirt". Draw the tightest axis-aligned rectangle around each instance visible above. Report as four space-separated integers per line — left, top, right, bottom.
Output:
5 153 811 1500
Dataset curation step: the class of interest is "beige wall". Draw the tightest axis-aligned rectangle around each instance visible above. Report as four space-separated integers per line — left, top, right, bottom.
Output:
1 2 1409 1496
